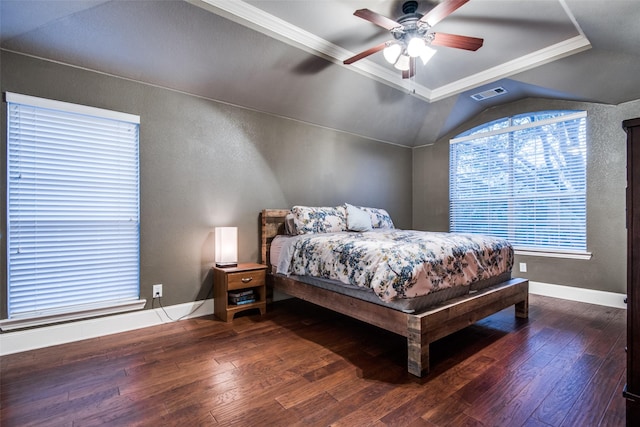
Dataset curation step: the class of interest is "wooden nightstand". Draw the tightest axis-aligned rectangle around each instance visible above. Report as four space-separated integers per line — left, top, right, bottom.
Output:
213 263 267 322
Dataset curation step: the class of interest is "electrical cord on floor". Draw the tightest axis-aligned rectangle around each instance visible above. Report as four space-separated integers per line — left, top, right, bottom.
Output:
151 286 213 322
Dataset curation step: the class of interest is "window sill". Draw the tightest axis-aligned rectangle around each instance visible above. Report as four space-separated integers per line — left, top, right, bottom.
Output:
514 249 592 260
0 299 147 331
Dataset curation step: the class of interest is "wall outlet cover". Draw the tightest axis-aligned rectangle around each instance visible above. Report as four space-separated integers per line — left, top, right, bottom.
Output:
153 284 163 298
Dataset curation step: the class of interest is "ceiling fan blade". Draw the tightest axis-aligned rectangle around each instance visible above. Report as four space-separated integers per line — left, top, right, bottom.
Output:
343 41 388 65
354 8 400 31
431 32 483 51
402 57 416 79
419 0 469 27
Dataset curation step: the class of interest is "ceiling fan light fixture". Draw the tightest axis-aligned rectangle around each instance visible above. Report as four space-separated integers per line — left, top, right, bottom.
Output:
394 54 411 71
407 36 426 57
383 43 402 64
344 0 484 77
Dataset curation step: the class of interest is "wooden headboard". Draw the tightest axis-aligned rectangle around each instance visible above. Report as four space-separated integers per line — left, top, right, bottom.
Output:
260 209 290 269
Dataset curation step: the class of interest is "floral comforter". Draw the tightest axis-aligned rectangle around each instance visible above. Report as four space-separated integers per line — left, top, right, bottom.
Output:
276 230 513 302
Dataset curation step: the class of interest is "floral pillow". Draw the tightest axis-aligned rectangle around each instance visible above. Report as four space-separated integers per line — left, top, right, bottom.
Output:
358 206 395 229
291 205 347 235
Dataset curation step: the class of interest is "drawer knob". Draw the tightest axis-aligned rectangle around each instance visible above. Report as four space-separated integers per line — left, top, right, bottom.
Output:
241 277 253 283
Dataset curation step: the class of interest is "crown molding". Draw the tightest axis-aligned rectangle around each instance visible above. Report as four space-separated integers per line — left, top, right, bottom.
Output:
190 0 591 103
430 35 591 102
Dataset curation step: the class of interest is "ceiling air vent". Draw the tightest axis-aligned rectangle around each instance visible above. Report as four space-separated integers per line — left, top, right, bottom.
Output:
470 86 508 101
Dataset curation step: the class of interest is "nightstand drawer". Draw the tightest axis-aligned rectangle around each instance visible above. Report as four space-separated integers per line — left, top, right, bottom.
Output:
227 269 265 291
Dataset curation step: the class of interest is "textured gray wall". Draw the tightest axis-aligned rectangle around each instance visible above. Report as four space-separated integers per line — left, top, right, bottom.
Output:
0 51 412 314
3 48 636 314
414 98 640 294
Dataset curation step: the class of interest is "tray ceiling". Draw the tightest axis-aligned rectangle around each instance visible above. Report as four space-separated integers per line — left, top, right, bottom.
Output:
200 0 590 102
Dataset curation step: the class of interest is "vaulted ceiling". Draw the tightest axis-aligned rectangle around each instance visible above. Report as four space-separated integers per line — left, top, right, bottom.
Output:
2 0 640 146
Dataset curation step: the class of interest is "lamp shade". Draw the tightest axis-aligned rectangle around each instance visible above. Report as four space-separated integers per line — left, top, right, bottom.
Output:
419 46 437 65
407 37 426 58
215 227 238 267
394 54 411 71
383 43 402 64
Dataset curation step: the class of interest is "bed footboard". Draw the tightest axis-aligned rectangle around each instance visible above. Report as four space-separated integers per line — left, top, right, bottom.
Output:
407 278 528 376
271 271 528 377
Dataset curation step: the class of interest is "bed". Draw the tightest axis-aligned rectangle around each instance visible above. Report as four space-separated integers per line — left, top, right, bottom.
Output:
261 207 529 377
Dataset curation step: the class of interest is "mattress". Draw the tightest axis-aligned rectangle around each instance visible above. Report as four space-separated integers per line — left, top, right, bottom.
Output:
270 232 513 313
272 271 511 313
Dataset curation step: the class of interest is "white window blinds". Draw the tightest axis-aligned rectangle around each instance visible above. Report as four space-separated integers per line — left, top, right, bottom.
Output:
6 92 141 319
449 110 587 253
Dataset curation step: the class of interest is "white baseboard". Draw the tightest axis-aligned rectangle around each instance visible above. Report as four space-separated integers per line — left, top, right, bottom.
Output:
529 281 627 309
0 283 627 356
0 299 214 356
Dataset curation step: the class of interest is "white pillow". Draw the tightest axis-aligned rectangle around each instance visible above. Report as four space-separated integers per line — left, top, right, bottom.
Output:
345 203 373 232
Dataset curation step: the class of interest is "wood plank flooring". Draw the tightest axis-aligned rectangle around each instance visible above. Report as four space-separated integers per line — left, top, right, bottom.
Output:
0 294 626 426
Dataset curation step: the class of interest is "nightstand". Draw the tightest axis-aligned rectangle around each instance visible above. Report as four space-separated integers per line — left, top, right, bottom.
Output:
213 263 267 322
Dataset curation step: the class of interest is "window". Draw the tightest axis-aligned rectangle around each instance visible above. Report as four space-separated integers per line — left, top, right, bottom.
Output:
4 93 142 326
449 110 587 255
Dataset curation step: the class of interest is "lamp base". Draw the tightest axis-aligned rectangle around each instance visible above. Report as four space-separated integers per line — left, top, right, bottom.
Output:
216 262 238 268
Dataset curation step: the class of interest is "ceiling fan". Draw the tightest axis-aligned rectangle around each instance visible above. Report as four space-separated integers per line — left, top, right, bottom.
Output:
343 0 483 79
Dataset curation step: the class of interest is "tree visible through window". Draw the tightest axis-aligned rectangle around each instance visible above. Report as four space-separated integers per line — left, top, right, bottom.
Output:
449 110 587 253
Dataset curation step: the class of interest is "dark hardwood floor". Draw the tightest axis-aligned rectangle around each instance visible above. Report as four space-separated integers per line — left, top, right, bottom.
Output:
0 294 626 426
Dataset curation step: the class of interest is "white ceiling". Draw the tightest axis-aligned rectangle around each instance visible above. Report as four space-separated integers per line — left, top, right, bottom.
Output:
2 0 640 146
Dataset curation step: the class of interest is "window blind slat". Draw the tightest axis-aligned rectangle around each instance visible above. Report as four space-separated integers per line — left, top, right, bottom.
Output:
449 110 587 252
7 95 140 318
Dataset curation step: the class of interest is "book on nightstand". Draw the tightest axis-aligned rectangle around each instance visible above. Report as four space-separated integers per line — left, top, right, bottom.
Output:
228 290 256 305
229 294 254 303
232 298 256 305
228 289 254 298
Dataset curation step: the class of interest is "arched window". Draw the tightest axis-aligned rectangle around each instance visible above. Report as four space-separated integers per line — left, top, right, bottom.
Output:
449 110 587 254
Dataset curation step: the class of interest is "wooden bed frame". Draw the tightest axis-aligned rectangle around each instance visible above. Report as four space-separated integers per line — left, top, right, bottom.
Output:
260 209 529 377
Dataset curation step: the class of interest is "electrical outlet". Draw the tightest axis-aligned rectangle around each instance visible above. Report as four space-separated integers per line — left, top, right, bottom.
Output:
153 284 163 298
519 263 527 273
